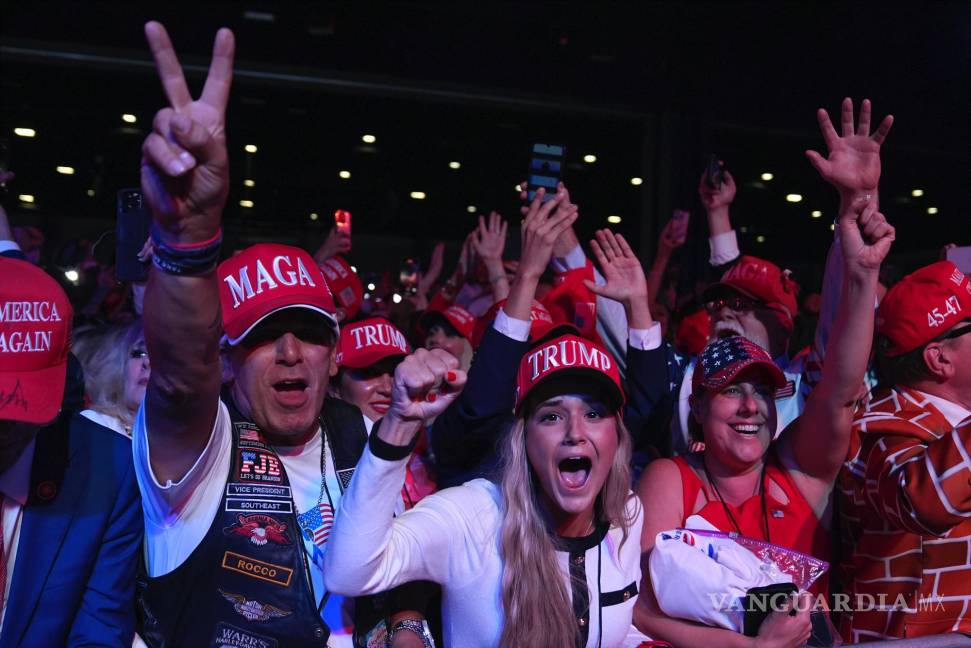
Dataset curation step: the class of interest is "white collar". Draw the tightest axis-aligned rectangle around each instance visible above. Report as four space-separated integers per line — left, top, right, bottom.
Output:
0 437 36 506
912 389 971 427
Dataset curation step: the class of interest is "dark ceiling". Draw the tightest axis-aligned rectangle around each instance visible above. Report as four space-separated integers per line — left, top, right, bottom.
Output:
2 1 969 283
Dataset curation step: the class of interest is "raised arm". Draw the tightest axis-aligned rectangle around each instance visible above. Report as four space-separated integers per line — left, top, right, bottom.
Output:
647 211 688 310
780 198 894 489
140 22 234 483
470 211 510 303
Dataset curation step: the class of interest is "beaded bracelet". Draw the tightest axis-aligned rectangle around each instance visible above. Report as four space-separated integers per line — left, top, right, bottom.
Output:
150 225 223 276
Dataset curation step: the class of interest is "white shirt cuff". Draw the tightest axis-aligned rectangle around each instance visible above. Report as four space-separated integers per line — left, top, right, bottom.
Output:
550 244 587 273
709 230 740 266
628 322 662 351
494 308 531 342
0 240 22 254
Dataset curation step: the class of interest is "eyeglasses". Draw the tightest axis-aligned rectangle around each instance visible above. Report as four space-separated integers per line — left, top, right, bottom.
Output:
129 348 148 360
939 322 971 342
705 295 763 314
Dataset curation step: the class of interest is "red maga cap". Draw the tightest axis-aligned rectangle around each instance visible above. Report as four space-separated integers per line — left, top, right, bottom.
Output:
692 336 786 396
218 244 338 346
0 257 73 424
515 333 624 414
336 317 410 369
419 304 475 342
319 256 363 321
703 255 799 322
876 261 971 357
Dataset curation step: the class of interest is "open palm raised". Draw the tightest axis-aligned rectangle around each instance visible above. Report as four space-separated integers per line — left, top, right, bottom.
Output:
140 22 235 243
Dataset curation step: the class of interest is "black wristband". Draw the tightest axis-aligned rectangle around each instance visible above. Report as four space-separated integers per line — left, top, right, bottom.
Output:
368 422 419 461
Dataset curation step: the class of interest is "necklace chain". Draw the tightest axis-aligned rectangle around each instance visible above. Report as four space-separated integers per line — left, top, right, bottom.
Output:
701 458 771 544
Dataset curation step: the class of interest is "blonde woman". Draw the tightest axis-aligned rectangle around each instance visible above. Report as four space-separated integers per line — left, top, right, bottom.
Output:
325 334 642 648
77 318 150 436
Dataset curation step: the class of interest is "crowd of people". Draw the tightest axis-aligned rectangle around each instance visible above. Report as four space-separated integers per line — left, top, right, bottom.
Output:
0 21 968 648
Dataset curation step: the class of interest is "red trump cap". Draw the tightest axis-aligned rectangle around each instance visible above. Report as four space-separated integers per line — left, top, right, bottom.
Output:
337 317 410 369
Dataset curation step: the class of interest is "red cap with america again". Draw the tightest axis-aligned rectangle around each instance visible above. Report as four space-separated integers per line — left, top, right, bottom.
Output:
0 257 73 424
218 243 339 346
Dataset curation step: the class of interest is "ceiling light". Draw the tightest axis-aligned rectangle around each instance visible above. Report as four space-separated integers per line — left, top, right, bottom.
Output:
244 144 258 153
811 210 822 218
361 134 376 144
756 235 766 243
243 179 255 187
243 10 275 22
309 212 318 221
466 205 476 213
338 170 351 179
761 172 774 181
630 177 643 186
392 293 403 304
14 127 35 138
927 207 938 215
64 269 79 282
367 282 376 291
86 189 95 197
740 226 748 233
830 223 836 231
56 166 75 175
410 191 426 200
122 114 137 124
514 184 522 193
351 266 357 273
911 189 924 197
583 154 597 164
239 199 254 208
607 215 622 224
448 161 461 169
785 193 803 203
18 194 34 203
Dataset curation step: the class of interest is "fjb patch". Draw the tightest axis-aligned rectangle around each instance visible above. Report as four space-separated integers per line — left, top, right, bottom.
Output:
224 514 292 547
211 621 278 648
237 449 282 483
218 590 291 622
221 551 294 587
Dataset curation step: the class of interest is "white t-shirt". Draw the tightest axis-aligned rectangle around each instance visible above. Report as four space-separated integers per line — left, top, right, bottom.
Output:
324 446 644 648
132 399 358 646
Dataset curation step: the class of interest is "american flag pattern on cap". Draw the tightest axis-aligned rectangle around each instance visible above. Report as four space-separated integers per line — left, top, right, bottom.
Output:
693 336 786 395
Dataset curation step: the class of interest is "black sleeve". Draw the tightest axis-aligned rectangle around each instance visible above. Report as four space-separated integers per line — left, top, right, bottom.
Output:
430 323 527 487
623 341 678 458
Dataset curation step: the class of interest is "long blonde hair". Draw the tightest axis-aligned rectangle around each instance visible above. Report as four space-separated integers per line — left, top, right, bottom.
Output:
498 412 635 648
75 319 145 430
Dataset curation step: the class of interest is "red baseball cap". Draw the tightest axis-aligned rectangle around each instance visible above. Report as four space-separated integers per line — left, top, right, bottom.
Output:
218 244 339 346
515 333 624 414
691 336 786 396
876 261 971 357
418 304 475 342
336 317 410 369
703 256 799 324
319 256 363 321
675 308 712 357
0 257 73 424
471 299 556 348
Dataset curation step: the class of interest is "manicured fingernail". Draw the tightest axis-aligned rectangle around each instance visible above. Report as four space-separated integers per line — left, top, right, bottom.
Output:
168 159 187 175
446 371 456 382
427 393 437 402
178 151 196 168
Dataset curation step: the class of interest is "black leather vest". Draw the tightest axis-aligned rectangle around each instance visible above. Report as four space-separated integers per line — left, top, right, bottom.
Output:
137 396 368 648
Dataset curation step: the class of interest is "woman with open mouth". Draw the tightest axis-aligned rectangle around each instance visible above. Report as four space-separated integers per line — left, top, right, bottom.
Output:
633 195 895 646
324 329 642 648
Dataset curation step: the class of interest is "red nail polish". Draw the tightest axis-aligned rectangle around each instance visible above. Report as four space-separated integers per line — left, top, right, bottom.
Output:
427 393 437 403
446 371 457 382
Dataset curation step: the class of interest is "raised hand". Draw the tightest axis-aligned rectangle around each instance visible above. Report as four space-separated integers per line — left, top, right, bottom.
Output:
140 22 234 244
384 348 467 440
840 199 895 279
698 165 736 213
584 230 649 305
418 242 444 296
657 210 689 258
520 181 581 258
314 225 352 264
471 211 508 262
517 187 578 281
806 98 893 200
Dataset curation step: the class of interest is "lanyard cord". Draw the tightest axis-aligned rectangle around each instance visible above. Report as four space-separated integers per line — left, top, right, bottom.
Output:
702 458 771 544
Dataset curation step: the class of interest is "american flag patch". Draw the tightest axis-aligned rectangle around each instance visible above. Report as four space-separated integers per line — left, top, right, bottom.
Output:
774 380 796 399
297 502 334 548
239 427 262 443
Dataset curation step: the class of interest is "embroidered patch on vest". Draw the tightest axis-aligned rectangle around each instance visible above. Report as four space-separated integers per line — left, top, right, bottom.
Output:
225 498 293 514
211 621 279 648
221 551 294 587
337 467 355 490
223 514 292 547
226 483 291 500
218 589 292 622
237 449 283 483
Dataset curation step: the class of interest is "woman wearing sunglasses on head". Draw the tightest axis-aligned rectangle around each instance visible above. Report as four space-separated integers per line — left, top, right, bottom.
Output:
325 329 642 648
633 198 894 647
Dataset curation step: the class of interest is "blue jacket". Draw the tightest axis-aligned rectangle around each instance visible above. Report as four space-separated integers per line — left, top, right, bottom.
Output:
0 412 143 647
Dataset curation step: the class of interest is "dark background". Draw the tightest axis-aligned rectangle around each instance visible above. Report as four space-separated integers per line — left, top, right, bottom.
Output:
2 1 968 290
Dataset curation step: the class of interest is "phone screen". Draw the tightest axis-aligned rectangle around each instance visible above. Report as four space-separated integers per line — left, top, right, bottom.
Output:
527 143 565 203
115 188 151 282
